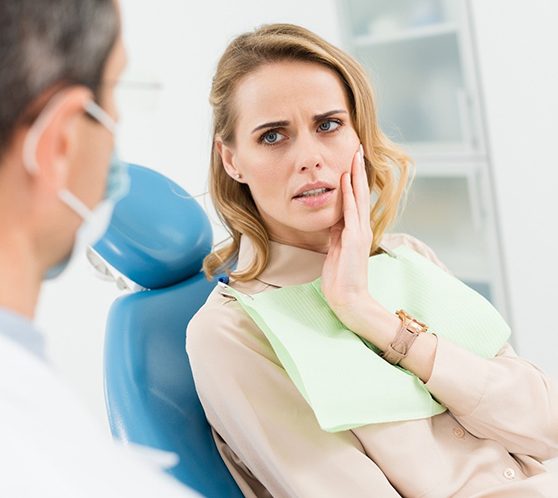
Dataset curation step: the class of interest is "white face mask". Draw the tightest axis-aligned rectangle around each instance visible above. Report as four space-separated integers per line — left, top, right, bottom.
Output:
22 91 130 279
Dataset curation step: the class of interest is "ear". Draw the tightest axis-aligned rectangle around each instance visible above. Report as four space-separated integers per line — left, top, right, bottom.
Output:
215 138 244 182
28 87 92 192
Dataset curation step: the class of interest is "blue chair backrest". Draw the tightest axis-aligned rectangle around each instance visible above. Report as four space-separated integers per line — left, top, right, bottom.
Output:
94 164 243 497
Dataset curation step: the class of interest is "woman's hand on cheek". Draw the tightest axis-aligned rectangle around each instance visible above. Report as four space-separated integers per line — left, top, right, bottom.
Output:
319 145 438 377
321 144 376 332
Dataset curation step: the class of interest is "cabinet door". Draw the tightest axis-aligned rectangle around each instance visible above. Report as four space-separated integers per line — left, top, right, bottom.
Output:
338 0 482 154
391 170 509 317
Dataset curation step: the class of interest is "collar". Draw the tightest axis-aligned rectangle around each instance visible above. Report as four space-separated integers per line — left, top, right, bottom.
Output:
235 235 394 288
0 307 46 360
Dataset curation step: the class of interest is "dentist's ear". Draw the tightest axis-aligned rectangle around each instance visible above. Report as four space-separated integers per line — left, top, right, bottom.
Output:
215 139 244 182
23 87 92 192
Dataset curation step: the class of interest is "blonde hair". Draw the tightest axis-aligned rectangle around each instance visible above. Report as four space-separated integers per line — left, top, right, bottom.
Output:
203 23 413 282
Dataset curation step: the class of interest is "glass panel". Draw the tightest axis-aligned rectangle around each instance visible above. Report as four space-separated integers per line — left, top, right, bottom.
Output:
355 33 465 145
340 0 468 149
391 176 493 299
344 0 456 38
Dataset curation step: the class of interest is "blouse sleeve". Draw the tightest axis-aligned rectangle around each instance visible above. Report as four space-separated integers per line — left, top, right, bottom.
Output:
186 290 402 498
393 233 558 462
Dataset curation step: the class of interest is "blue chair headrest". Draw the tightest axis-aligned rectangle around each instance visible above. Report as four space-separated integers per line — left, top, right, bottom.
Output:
93 164 213 290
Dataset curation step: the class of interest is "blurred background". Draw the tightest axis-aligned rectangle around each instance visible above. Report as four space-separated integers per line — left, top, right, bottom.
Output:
35 0 558 468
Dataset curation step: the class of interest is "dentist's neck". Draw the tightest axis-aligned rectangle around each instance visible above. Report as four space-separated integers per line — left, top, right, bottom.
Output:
0 230 40 319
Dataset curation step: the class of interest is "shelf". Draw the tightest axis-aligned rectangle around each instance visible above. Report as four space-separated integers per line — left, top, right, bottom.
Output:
405 143 486 160
405 151 488 178
412 162 478 178
403 143 484 160
353 22 457 47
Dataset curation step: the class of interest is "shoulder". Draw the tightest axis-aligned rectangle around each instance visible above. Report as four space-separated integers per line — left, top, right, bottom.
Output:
380 232 451 273
186 283 279 370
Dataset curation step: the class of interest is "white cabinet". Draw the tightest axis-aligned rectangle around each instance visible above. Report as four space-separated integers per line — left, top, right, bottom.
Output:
337 0 511 328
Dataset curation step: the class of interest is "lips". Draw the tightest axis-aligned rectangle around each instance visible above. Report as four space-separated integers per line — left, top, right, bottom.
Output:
292 181 336 199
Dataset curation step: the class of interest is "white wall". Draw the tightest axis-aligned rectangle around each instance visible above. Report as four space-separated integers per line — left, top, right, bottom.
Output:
36 0 341 424
470 0 558 379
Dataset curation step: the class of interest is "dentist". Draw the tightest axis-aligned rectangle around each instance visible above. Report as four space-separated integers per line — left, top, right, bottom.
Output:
0 1 198 496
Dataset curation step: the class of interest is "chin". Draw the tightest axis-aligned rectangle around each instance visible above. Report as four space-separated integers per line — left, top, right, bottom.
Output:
292 208 341 233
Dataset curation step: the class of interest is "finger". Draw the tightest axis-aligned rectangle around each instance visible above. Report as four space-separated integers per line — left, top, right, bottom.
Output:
354 145 373 246
352 145 371 235
350 147 363 217
342 171 358 234
351 147 365 214
359 145 371 210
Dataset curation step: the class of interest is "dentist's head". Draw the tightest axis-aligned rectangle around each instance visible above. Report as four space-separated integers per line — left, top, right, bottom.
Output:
0 0 127 316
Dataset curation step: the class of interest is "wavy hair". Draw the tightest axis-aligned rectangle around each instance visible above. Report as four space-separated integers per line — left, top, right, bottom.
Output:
203 23 413 282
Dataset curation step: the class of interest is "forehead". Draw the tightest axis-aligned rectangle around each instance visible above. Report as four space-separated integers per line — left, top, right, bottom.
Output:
233 60 350 127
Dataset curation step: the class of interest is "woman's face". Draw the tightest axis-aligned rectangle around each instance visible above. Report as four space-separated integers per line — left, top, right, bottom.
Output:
218 60 361 250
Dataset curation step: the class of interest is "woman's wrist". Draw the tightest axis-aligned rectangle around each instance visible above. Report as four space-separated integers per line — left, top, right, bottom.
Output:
334 295 401 352
335 295 438 383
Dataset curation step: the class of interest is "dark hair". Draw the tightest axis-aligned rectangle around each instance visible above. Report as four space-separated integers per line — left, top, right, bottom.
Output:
0 0 119 157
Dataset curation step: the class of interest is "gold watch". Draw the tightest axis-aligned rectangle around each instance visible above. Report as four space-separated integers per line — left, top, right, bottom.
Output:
381 310 429 365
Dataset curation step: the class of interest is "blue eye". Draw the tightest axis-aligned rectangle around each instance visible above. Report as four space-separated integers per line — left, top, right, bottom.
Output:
318 119 341 133
260 130 286 146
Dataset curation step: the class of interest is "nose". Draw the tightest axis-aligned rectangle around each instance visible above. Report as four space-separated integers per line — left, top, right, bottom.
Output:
298 160 322 173
295 139 324 173
292 129 327 175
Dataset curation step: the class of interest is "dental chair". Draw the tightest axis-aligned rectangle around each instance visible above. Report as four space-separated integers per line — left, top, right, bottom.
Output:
90 164 243 497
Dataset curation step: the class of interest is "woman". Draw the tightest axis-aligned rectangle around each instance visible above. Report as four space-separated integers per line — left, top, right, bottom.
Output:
186 24 558 497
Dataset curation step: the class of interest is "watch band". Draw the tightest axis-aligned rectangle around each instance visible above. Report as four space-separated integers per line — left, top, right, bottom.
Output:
381 310 429 366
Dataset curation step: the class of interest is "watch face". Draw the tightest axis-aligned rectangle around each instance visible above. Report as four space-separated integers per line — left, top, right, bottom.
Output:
397 310 428 334
408 321 424 334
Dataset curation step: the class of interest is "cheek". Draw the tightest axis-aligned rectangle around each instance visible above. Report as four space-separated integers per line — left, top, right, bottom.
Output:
241 155 287 205
328 128 360 175
100 86 119 120
69 126 112 204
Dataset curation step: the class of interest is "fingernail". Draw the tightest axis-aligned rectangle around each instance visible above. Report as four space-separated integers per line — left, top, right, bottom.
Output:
359 144 364 163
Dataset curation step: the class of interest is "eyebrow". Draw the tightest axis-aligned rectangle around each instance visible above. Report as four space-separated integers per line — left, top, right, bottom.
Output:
251 109 348 134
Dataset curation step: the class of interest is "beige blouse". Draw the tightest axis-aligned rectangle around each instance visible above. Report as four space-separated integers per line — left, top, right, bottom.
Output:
186 233 558 497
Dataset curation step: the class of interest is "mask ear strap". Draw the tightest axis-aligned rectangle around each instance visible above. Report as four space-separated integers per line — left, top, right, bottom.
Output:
22 89 97 222
84 100 116 134
58 189 92 221
22 89 76 174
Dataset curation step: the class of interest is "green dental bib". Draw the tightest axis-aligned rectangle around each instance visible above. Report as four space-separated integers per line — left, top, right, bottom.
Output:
220 245 510 432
